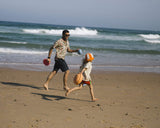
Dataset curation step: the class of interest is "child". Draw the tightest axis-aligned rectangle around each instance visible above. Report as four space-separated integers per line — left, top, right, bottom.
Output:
65 53 98 101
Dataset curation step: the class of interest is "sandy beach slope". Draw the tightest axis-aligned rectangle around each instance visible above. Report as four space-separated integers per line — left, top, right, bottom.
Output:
0 68 160 128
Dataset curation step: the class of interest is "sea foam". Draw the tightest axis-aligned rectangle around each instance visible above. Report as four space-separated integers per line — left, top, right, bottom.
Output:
6 41 27 44
0 48 47 54
139 34 160 44
139 34 160 39
144 39 160 44
23 27 98 36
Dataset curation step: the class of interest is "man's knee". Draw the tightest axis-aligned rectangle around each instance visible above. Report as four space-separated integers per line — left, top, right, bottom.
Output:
65 70 70 75
64 70 70 79
51 70 57 75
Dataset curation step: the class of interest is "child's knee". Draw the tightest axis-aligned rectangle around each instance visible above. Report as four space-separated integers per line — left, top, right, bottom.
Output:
65 70 70 74
88 84 93 89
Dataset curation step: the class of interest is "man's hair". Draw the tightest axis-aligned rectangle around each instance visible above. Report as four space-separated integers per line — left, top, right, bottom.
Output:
62 30 69 35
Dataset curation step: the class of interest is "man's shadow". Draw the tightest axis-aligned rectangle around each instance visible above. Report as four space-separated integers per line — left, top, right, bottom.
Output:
1 81 42 90
1 81 60 91
31 92 90 102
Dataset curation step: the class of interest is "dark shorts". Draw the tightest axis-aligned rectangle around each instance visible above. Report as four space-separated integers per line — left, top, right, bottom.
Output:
53 58 69 72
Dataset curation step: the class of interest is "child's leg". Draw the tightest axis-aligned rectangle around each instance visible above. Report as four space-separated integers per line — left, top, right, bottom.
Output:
88 82 98 101
65 84 83 96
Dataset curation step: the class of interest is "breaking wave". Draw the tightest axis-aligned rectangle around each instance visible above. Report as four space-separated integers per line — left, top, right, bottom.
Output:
139 34 160 39
139 34 160 44
22 27 98 36
144 39 160 44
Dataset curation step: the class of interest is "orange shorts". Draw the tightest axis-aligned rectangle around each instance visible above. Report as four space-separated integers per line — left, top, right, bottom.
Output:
82 80 91 85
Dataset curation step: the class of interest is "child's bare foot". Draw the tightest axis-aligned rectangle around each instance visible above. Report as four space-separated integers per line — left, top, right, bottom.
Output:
43 83 49 90
92 98 98 102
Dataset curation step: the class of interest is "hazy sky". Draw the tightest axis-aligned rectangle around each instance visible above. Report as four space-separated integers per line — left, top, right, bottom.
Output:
0 0 160 31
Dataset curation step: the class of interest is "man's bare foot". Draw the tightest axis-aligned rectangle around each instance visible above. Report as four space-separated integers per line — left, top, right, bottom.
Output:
43 83 49 90
92 98 98 102
64 86 70 91
65 89 71 96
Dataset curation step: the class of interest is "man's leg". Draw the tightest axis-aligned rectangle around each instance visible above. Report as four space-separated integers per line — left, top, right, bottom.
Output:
43 70 57 90
63 70 70 91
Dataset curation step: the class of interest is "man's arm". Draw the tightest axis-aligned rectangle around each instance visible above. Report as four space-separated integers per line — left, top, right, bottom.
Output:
47 46 54 61
67 48 79 53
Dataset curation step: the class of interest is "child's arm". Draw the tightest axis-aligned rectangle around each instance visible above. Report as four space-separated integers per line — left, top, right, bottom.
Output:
79 67 86 74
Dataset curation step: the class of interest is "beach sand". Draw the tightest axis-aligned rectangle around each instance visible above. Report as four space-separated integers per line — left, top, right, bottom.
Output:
0 68 160 128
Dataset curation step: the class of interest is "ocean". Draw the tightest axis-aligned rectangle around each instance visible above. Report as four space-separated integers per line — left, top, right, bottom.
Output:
0 21 160 73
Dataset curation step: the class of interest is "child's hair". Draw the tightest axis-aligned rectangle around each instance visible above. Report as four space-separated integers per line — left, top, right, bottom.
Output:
82 58 87 65
80 58 87 70
80 53 94 69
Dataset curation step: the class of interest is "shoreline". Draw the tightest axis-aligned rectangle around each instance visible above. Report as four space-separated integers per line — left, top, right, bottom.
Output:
0 62 160 73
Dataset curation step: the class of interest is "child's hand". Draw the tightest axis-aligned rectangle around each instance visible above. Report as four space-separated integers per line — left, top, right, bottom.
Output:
79 71 83 74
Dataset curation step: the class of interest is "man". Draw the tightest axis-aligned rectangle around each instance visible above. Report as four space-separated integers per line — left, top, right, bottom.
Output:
43 30 78 91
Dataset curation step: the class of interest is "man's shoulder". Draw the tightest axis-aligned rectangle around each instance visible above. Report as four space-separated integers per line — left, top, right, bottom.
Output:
56 38 69 43
55 38 63 43
54 38 63 45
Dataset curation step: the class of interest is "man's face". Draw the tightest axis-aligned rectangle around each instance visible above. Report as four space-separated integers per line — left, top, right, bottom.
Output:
63 32 70 40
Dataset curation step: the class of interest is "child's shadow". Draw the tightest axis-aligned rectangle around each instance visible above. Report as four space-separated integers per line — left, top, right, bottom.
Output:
32 92 66 101
1 81 42 90
31 92 90 102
